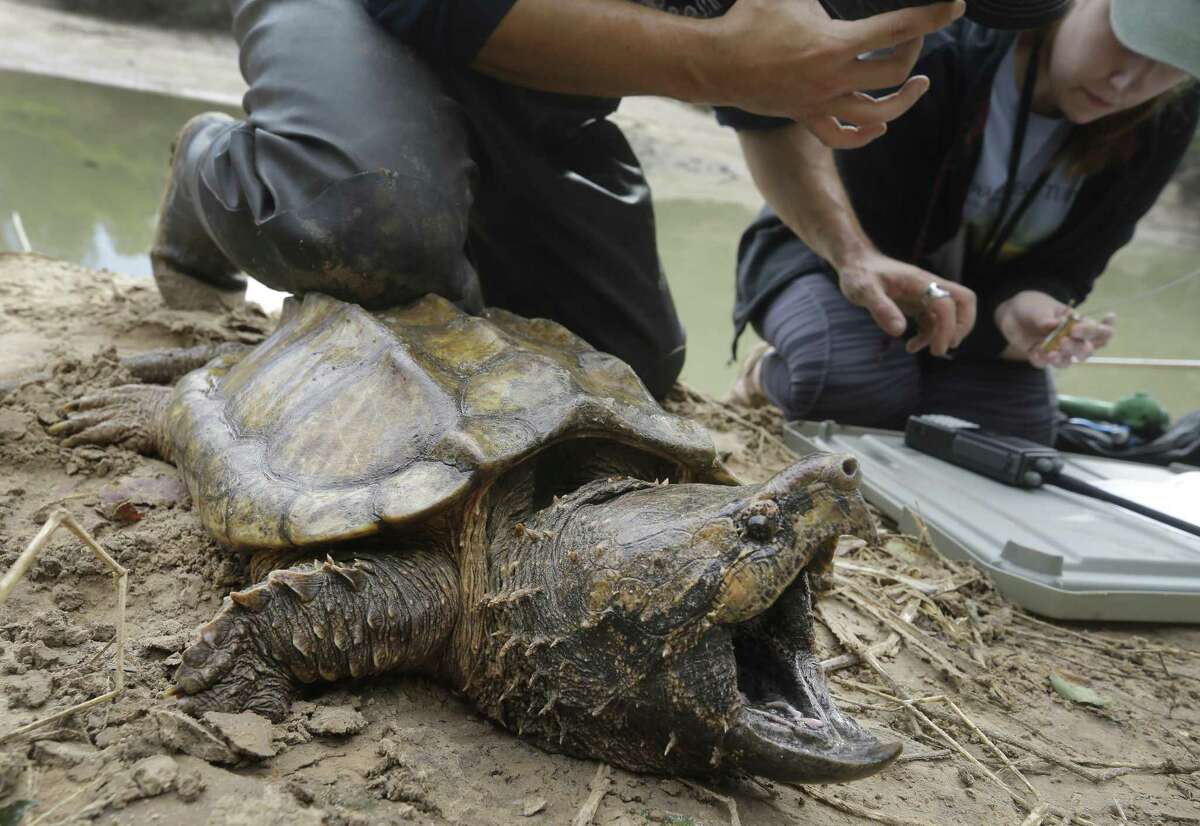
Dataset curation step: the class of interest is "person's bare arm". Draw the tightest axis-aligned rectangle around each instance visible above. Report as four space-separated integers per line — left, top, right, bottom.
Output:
475 0 965 146
738 121 976 355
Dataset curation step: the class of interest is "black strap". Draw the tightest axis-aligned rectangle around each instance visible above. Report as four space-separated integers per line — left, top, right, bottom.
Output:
976 36 1052 270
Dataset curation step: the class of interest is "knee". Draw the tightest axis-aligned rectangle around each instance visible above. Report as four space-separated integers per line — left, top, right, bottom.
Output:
763 343 919 426
222 169 474 309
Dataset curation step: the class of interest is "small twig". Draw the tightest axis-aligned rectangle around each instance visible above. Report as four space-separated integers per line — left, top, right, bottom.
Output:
681 780 741 826
1088 759 1200 782
11 211 32 253
895 748 954 764
1157 814 1200 825
917 706 1107 784
830 677 1036 814
820 599 917 673
719 406 791 454
793 785 937 826
834 560 946 594
1018 802 1051 826
904 702 1031 811
27 769 114 826
0 509 128 742
572 763 611 826
817 603 920 736
1113 799 1129 825
835 580 977 682
947 700 1037 796
1013 611 1199 659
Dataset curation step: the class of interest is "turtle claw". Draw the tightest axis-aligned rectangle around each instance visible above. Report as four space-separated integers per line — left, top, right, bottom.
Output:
48 384 171 455
174 605 297 723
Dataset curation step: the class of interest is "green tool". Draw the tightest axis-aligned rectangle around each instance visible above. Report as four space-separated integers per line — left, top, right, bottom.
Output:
1058 391 1170 438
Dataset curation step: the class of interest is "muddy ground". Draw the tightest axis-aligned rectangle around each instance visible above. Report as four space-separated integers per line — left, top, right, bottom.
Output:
0 253 1198 826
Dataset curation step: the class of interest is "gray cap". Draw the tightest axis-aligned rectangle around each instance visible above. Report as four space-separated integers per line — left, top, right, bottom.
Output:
1110 0 1200 79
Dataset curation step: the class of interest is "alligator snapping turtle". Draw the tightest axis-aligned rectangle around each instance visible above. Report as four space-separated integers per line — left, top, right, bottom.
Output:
51 293 898 782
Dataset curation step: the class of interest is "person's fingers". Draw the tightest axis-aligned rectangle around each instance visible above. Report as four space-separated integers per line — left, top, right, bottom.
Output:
1085 312 1117 347
831 37 935 93
905 311 935 354
1041 348 1068 368
842 276 907 336
1027 347 1051 369
905 325 932 354
818 76 929 127
887 273 960 354
888 36 925 68
948 283 976 347
842 1 965 56
922 294 958 356
1070 315 1118 345
803 115 887 149
1057 337 1091 363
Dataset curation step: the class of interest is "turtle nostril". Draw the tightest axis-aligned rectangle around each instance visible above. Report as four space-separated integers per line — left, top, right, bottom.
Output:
826 456 860 492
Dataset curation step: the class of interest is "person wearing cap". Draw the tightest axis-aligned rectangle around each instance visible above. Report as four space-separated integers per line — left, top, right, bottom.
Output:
148 0 965 401
728 0 1198 444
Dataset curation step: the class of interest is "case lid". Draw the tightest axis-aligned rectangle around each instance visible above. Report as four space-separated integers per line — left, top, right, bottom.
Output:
786 420 1200 623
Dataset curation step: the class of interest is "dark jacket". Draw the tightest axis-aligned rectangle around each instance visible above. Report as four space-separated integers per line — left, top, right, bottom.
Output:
734 20 1200 358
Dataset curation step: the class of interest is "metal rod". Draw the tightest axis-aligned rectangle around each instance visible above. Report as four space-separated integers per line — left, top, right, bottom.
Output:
1050 472 1200 539
1080 357 1200 369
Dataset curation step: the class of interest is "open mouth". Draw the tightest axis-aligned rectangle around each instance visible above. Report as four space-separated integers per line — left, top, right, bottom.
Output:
719 537 901 783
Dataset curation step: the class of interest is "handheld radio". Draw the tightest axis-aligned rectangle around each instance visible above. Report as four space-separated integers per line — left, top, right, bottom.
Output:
904 415 1200 539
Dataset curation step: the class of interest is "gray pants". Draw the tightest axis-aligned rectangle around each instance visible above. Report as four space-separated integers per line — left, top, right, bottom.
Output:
178 0 686 398
756 276 1057 444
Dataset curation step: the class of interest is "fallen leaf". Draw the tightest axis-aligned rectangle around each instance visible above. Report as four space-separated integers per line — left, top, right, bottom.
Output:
99 499 144 523
1049 672 1108 707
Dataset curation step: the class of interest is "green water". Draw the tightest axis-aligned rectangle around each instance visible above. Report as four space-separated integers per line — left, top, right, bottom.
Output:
1 69 1196 414
0 71 239 275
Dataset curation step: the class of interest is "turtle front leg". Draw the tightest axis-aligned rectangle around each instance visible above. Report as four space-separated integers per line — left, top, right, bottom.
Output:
121 342 251 385
175 546 460 722
48 384 174 459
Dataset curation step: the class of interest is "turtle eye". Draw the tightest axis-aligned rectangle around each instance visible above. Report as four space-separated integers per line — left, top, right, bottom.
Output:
745 514 775 542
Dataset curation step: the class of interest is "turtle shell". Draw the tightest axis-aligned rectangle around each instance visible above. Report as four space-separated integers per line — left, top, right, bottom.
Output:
166 293 732 551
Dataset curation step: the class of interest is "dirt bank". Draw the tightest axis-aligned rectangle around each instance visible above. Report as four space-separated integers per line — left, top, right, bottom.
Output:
0 253 1198 826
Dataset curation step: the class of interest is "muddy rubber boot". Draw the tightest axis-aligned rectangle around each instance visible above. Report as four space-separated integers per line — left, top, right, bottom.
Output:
150 113 248 312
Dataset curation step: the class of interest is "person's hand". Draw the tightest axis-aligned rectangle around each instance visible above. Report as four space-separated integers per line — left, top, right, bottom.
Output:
836 248 976 356
706 0 966 148
995 290 1116 368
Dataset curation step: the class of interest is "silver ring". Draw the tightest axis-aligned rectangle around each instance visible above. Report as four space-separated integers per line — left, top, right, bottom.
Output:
922 282 952 306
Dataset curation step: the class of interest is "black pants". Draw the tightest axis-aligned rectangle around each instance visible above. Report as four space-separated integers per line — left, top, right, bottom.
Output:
178 0 686 398
756 275 1058 445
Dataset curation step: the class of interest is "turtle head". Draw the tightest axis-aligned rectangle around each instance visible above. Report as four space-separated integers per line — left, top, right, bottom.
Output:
497 452 899 782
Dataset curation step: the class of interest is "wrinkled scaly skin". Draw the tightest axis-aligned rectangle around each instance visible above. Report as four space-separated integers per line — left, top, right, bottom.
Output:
463 445 897 781
50 293 898 783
